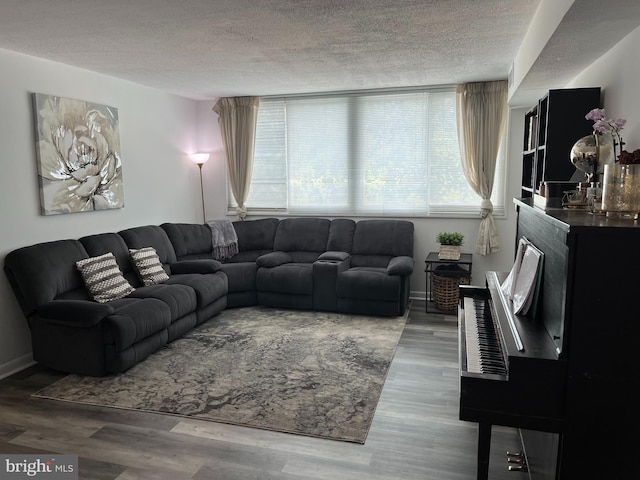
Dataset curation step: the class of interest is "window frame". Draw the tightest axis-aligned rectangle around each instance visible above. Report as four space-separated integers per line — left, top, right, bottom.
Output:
226 86 507 219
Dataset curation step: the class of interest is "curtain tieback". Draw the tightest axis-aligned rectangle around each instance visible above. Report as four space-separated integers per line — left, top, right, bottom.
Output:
480 199 493 218
236 206 248 220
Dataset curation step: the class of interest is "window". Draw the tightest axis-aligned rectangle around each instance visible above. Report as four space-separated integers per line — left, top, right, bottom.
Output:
231 88 505 217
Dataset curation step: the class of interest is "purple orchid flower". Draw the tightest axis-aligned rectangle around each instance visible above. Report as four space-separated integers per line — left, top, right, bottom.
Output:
585 108 606 122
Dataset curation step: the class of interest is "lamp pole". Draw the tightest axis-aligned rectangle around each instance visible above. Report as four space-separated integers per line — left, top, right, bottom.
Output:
191 152 210 223
197 162 206 223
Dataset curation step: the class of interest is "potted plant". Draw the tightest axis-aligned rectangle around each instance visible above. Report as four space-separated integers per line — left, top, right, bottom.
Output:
436 232 464 260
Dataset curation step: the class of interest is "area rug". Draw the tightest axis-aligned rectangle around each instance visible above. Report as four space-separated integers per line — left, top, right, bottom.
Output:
33 306 408 443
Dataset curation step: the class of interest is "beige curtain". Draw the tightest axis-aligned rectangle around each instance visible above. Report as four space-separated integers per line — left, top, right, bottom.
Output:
213 96 260 220
456 81 508 255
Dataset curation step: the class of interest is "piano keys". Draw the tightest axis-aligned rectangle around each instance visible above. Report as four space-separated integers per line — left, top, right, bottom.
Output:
462 295 506 376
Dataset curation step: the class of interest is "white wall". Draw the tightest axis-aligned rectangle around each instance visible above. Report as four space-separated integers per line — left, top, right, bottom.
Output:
0 49 203 377
566 25 640 148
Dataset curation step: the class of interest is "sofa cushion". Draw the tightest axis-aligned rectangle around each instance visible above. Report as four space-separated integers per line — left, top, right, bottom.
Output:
128 283 197 321
101 297 171 351
119 225 178 268
80 232 130 270
4 239 89 315
387 256 414 276
171 259 221 274
273 218 331 254
318 251 350 261
130 247 170 286
234 218 279 251
336 267 401 301
256 251 292 268
222 218 279 263
79 232 139 286
161 223 213 260
218 262 257 293
327 219 356 252
166 272 228 308
39 299 115 327
257 263 314 295
351 220 414 267
76 253 135 303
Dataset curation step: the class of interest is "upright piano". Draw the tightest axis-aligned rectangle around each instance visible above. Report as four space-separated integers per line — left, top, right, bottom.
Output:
459 198 639 480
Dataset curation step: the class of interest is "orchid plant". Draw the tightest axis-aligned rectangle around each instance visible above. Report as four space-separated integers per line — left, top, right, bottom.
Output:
586 108 626 135
586 108 640 165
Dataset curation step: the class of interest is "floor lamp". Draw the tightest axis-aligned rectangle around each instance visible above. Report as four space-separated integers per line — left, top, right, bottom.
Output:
191 153 210 223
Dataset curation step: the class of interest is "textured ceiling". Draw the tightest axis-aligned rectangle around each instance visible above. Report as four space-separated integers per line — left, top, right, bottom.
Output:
0 1 638 103
0 0 540 100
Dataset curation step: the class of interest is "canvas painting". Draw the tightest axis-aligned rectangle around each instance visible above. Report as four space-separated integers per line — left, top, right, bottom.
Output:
32 93 124 215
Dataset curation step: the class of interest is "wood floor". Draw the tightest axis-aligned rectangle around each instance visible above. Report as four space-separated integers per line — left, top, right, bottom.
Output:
0 300 524 480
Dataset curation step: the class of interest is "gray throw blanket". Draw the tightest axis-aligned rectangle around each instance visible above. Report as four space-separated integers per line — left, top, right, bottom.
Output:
207 220 239 261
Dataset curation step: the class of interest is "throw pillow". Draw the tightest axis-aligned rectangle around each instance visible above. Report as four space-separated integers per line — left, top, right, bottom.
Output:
76 252 135 303
129 247 170 286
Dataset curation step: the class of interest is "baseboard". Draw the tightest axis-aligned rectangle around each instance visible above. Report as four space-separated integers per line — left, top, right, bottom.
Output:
0 353 36 380
410 291 427 301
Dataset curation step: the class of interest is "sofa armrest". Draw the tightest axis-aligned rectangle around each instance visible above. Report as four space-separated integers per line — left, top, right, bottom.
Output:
38 300 115 327
318 251 350 262
171 259 221 274
256 251 292 268
387 256 414 276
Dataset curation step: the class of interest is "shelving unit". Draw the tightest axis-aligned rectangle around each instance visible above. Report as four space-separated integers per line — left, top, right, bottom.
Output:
521 88 601 201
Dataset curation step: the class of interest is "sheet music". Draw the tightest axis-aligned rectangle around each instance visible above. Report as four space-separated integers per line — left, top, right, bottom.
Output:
528 244 545 318
512 244 543 315
501 237 544 316
501 237 528 300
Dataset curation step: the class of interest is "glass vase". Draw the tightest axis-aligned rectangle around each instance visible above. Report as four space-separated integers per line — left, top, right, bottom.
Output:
602 163 640 219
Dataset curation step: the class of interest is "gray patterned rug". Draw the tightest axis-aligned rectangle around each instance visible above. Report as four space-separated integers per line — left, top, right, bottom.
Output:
33 306 408 443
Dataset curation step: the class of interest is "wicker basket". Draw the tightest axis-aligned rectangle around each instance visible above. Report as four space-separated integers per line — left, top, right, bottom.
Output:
432 269 470 312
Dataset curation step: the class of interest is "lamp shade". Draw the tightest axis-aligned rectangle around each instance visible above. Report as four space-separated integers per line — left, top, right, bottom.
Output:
191 152 210 165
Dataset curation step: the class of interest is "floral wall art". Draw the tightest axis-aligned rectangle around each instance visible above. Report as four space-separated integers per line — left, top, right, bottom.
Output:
32 93 124 215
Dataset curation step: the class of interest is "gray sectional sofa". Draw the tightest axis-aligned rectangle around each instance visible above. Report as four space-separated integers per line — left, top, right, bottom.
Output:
4 217 414 376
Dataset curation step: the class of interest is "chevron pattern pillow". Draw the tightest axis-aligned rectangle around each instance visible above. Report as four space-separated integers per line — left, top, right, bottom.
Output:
129 247 170 286
76 252 135 303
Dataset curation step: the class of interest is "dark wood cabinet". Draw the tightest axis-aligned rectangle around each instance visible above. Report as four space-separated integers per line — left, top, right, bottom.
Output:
521 88 601 199
514 198 639 480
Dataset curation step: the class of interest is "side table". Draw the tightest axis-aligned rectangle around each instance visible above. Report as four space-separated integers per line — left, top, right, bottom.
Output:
424 252 473 313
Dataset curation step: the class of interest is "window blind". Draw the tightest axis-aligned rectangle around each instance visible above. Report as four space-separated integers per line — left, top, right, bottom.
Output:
235 88 505 217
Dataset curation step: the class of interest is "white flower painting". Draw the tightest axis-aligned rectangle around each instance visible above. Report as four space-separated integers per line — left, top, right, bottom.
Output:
32 93 124 215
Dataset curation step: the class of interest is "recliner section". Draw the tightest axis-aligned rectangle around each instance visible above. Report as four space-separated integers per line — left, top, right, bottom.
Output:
256 218 331 310
336 220 414 316
4 217 414 377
